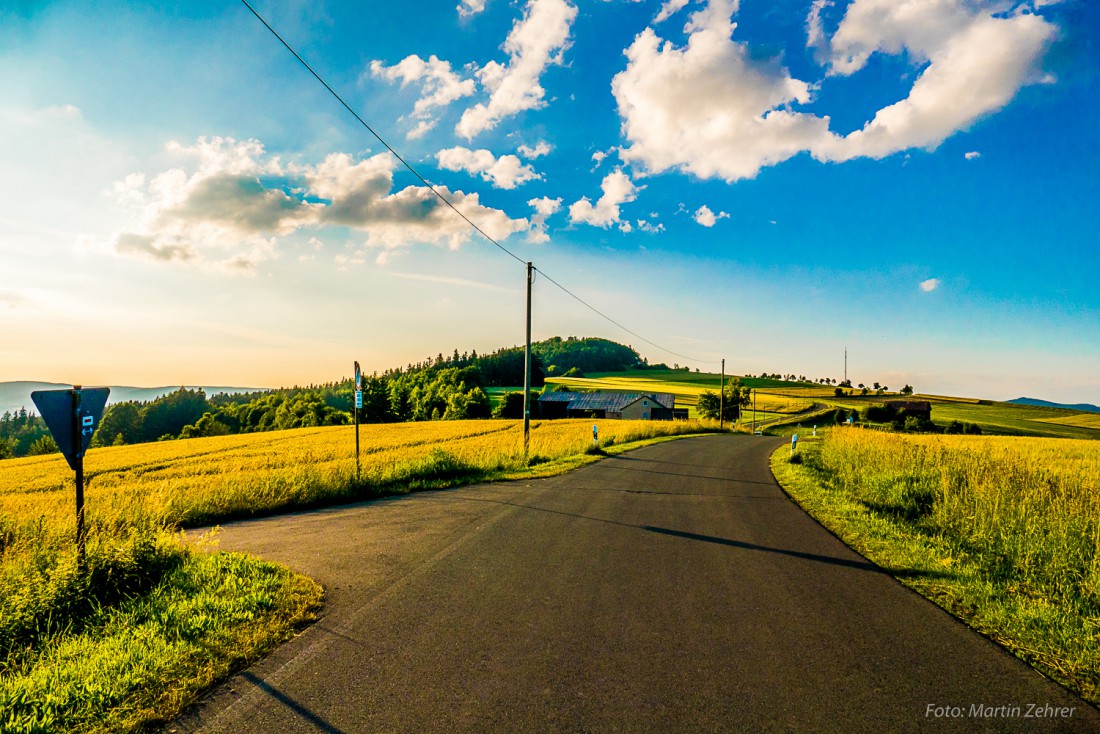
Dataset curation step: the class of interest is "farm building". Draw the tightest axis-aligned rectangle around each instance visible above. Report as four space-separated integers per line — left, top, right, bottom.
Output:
537 391 682 420
886 401 932 420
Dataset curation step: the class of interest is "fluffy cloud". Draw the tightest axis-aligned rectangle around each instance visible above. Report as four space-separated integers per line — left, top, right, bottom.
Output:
527 196 562 243
457 0 487 17
517 140 552 158
569 170 638 228
965 150 981 160
654 0 690 23
693 205 729 227
920 278 940 292
812 0 1058 161
437 146 541 189
370 55 476 140
104 137 528 273
456 0 577 139
613 0 831 182
614 0 1057 181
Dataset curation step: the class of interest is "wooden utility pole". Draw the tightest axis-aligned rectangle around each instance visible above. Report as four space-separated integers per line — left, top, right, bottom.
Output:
523 262 533 457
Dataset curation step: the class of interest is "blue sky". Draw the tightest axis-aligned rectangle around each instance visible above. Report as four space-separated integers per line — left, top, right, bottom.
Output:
1 0 1097 403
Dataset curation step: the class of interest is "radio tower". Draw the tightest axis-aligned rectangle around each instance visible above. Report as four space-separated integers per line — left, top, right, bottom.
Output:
844 347 847 383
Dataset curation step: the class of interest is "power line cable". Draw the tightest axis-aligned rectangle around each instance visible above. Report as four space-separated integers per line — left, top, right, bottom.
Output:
242 0 721 366
241 0 524 266
534 268 721 364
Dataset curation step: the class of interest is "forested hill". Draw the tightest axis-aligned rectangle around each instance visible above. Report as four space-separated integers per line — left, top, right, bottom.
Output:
533 337 642 375
1 337 643 459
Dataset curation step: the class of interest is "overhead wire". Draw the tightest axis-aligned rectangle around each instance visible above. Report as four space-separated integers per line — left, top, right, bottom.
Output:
241 0 721 366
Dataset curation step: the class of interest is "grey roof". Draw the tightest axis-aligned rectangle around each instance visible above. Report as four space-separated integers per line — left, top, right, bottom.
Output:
538 391 577 402
540 391 675 412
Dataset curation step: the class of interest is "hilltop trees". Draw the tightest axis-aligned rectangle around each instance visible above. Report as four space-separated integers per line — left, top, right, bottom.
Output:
535 337 640 376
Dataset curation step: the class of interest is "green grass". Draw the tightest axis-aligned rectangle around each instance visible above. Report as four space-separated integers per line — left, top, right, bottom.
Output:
771 430 1100 705
0 531 321 734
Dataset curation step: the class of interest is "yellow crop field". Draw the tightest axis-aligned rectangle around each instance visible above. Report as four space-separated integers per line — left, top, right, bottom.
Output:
912 393 983 404
792 428 1100 701
0 418 716 541
1034 413 1100 430
815 429 1100 612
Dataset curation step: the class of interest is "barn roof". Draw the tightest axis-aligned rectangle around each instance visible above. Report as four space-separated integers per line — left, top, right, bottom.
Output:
540 391 676 412
538 391 576 402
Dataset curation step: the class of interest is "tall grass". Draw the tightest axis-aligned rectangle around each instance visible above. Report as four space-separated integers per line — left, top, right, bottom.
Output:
789 429 1100 701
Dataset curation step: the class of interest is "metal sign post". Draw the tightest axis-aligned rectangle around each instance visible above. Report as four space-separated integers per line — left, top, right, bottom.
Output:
31 386 110 567
354 361 362 479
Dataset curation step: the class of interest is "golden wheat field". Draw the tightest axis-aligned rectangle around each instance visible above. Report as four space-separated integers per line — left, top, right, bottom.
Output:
1035 413 1100 430
0 419 715 539
817 429 1100 597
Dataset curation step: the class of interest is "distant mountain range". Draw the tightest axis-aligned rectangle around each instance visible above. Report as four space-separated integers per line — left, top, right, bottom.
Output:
0 382 265 417
1008 397 1100 414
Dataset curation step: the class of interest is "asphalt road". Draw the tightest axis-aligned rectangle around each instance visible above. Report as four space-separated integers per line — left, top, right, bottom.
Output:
169 434 1100 733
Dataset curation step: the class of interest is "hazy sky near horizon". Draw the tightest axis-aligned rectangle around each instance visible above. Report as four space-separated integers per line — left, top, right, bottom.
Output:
2 0 1098 403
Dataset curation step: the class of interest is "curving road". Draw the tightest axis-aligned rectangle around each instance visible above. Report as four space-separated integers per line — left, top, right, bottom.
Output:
169 434 1099 733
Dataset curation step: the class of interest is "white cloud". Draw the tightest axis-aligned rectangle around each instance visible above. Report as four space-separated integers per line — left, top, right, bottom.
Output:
103 137 528 274
812 0 1058 161
654 0 690 23
613 0 1058 182
920 278 940 292
370 55 476 140
636 219 665 234
806 0 831 51
456 0 578 139
693 205 729 227
517 141 552 158
527 196 562 243
568 170 639 228
965 150 981 160
612 0 831 182
436 146 541 189
458 0 487 17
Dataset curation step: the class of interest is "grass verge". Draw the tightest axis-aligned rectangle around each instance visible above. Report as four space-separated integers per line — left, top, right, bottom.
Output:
0 530 321 734
771 432 1100 706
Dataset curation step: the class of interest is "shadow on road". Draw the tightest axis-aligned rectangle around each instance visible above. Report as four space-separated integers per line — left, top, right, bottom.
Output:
442 496 956 582
240 672 347 734
642 526 956 581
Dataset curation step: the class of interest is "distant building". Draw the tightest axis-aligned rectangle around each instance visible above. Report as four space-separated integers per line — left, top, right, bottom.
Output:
886 400 932 420
537 391 681 420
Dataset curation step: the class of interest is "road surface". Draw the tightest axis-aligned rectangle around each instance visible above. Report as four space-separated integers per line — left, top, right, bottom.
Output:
169 434 1099 733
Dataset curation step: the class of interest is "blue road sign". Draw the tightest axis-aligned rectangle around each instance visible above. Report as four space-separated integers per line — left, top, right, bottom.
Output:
31 387 110 470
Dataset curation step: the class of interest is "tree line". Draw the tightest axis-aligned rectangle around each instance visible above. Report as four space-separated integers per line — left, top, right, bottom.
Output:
0 337 647 457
